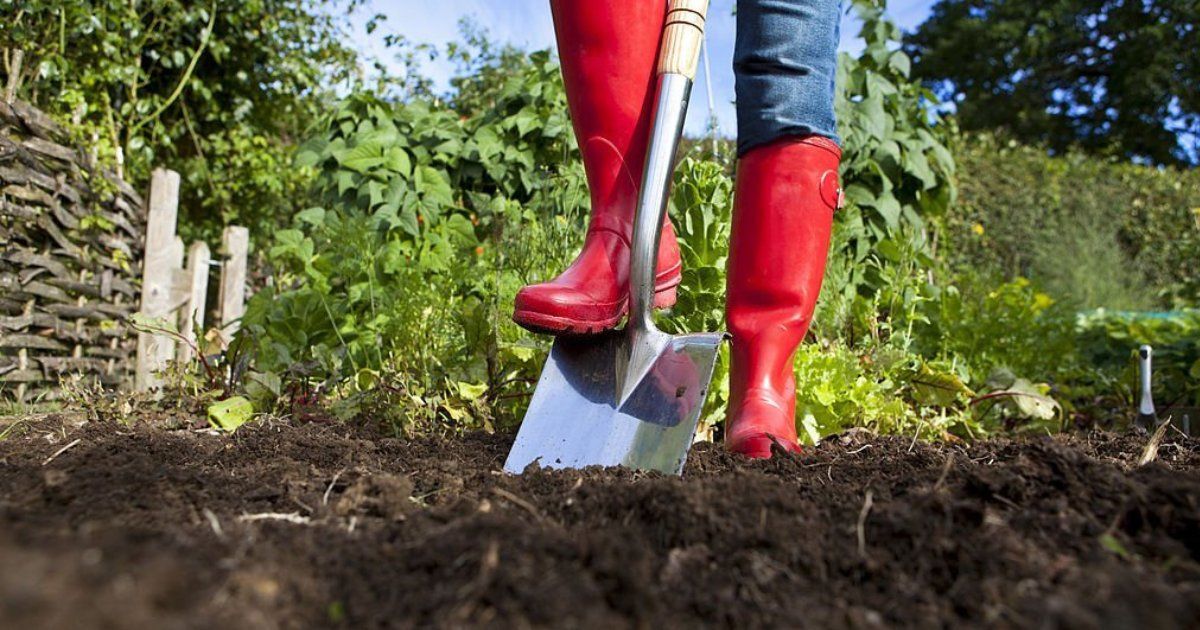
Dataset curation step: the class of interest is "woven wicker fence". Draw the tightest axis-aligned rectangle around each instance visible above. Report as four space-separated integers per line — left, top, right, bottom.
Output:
0 100 145 403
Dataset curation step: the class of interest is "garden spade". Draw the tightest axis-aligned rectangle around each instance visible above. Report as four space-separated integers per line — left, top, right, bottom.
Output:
505 0 721 475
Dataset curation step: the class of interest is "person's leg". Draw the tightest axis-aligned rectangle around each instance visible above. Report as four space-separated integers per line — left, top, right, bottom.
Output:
726 0 843 457
734 0 841 155
512 0 683 335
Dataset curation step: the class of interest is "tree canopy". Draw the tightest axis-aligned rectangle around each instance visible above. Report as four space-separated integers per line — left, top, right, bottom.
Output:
2 0 367 238
906 0 1200 166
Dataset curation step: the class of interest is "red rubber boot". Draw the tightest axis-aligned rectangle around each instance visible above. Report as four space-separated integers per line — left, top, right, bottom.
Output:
512 0 682 335
725 135 842 458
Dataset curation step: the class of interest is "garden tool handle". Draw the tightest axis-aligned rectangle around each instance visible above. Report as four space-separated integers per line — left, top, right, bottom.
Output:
1138 344 1155 417
628 0 708 334
657 0 709 80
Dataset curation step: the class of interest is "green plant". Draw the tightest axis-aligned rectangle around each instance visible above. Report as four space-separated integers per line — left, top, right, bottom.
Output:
792 342 914 443
916 276 1075 386
238 47 585 433
832 0 958 304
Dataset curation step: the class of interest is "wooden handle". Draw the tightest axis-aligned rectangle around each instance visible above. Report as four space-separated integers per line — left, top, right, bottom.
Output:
656 0 709 79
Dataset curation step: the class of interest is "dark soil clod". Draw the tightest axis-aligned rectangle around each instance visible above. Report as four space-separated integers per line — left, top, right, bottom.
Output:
1 416 1198 629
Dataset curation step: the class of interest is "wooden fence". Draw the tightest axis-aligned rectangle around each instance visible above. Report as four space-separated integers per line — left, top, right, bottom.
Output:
1 100 144 402
133 168 247 392
1 99 248 401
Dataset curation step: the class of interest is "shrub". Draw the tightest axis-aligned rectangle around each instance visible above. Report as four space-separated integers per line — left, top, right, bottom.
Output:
237 51 586 433
915 276 1076 386
947 133 1200 309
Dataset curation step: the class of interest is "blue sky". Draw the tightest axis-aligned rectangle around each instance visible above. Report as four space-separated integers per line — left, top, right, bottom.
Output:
351 0 940 136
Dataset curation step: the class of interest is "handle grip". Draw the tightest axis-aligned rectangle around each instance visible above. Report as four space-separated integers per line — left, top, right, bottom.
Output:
657 0 709 79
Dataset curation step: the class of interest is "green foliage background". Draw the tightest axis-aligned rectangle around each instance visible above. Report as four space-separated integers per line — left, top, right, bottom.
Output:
2 0 366 240
906 0 1200 166
238 0 1082 440
947 133 1200 310
234 0 1197 440
7 0 1195 438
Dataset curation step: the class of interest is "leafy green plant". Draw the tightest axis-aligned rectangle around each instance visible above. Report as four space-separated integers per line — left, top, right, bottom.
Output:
663 158 734 335
238 47 585 433
792 343 913 443
915 276 1074 386
832 0 958 303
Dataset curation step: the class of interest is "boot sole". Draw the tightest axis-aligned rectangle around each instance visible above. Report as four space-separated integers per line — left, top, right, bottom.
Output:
725 393 804 458
726 432 802 459
512 280 679 336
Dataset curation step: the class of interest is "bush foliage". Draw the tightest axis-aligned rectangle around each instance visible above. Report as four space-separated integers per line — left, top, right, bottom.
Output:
947 133 1200 309
238 50 584 432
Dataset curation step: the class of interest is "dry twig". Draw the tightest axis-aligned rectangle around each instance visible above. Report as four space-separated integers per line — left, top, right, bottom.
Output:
41 438 80 466
857 490 875 558
237 512 311 525
933 454 955 491
1138 420 1172 466
491 488 544 522
202 508 225 539
323 468 346 506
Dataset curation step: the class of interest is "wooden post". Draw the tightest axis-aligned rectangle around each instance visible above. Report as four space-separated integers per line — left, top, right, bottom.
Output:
178 241 211 364
135 168 181 391
4 49 23 103
217 226 249 347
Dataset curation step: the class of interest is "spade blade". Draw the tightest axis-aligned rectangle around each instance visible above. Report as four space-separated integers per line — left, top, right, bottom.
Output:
504 330 725 475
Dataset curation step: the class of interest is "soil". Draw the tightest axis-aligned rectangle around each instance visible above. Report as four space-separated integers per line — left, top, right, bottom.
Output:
0 414 1197 629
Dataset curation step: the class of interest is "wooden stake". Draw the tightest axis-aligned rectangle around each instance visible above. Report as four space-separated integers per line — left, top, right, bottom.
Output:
178 241 211 364
4 49 23 103
217 226 249 347
135 168 181 391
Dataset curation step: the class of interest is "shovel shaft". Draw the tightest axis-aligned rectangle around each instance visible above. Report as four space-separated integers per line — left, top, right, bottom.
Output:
629 0 709 334
629 75 691 333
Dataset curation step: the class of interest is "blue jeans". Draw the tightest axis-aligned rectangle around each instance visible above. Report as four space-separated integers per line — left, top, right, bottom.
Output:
735 0 842 156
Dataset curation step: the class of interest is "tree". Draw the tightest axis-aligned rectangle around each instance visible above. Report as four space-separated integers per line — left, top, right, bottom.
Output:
2 1 367 239
905 0 1200 166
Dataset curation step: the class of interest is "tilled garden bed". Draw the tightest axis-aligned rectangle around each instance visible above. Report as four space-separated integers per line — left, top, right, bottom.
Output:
0 415 1197 629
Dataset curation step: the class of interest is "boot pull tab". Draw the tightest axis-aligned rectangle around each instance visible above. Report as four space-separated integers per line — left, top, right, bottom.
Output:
819 170 844 211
